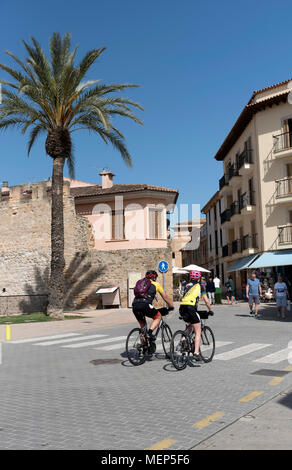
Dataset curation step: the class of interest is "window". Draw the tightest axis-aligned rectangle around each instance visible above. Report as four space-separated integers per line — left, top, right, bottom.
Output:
111 210 125 240
215 230 218 255
214 205 217 222
209 234 212 251
149 208 163 239
220 229 223 247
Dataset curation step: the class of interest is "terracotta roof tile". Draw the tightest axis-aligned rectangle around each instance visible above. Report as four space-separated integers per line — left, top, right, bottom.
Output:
71 183 178 199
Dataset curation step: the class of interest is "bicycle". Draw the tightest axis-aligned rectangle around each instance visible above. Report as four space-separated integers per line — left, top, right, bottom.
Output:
126 307 173 366
170 310 215 370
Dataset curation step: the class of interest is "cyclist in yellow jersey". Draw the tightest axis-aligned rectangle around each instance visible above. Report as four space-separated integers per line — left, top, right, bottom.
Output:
180 270 213 361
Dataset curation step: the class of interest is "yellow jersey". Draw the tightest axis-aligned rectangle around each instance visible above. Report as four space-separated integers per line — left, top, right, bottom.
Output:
180 283 200 307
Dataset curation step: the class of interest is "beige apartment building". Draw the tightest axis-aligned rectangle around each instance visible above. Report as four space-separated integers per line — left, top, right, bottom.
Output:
171 219 206 269
203 78 292 296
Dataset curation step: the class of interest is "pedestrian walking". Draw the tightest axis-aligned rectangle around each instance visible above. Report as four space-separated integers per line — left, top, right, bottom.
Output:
246 271 262 317
225 276 236 305
213 275 222 304
206 276 215 305
274 275 289 320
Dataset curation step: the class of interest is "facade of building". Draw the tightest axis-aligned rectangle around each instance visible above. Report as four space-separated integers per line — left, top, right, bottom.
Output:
201 192 224 279
203 78 292 296
0 172 178 314
170 219 205 268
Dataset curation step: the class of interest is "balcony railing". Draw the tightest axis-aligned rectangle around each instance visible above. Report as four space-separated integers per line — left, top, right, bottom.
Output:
231 239 243 254
222 244 231 258
273 131 292 152
238 149 253 168
240 191 256 208
228 163 240 181
230 201 240 217
278 225 292 244
242 233 258 250
220 208 231 225
276 176 292 198
219 174 228 190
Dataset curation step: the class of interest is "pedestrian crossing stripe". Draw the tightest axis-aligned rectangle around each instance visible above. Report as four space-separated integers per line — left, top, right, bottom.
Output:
9 333 80 344
215 343 271 361
254 348 289 364
62 336 127 349
35 334 107 346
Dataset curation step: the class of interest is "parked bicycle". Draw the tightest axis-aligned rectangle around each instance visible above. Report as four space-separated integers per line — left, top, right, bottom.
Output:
126 307 173 366
170 310 215 370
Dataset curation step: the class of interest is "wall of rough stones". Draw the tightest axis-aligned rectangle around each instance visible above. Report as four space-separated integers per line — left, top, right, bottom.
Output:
0 180 173 314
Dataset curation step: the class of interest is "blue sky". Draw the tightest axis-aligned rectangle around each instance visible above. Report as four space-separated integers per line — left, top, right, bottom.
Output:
1 0 292 216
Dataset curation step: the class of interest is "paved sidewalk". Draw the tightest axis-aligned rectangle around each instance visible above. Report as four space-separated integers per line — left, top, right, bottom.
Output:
194 386 292 450
0 307 135 341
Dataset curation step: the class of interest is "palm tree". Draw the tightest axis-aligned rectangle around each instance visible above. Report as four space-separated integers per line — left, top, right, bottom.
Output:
0 33 143 319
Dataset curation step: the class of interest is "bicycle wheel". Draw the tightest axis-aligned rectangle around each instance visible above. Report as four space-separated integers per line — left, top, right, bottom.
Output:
126 328 146 366
161 324 172 359
199 325 215 363
170 330 190 370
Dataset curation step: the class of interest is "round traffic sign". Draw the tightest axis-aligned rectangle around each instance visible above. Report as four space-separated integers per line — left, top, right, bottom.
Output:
158 260 169 273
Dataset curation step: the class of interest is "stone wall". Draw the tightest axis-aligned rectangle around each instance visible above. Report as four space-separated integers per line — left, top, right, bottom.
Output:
64 247 173 310
0 180 173 314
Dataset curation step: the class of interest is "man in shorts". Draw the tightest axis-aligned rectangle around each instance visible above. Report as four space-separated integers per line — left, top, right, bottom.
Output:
246 272 262 317
132 270 173 341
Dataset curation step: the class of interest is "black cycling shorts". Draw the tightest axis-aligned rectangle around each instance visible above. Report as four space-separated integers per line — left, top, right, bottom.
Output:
132 300 160 322
179 305 201 325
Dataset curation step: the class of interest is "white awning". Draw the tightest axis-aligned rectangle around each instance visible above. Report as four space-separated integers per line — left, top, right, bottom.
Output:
172 267 189 274
96 286 119 294
183 264 211 273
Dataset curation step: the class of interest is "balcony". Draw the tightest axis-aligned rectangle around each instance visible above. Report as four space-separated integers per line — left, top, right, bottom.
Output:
275 177 292 204
222 243 231 258
242 233 258 253
230 201 241 220
231 239 242 255
238 149 254 176
228 163 241 186
240 191 256 215
278 225 292 245
273 131 292 158
220 208 231 225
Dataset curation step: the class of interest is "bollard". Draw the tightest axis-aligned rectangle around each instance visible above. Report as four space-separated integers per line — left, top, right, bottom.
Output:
5 325 11 341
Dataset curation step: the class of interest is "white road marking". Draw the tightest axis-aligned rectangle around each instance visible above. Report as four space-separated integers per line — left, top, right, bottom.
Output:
201 341 233 351
254 348 289 364
97 338 162 351
35 334 107 346
214 343 271 361
9 333 80 344
62 335 127 348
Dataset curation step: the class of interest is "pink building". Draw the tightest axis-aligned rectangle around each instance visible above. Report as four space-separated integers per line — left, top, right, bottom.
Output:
68 170 178 251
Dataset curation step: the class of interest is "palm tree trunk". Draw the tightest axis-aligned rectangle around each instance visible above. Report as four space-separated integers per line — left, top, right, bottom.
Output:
47 156 65 319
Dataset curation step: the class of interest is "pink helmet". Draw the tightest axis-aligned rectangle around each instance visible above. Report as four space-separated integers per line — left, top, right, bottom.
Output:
189 270 201 280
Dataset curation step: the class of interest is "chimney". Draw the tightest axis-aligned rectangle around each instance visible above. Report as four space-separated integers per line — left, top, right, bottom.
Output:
99 169 115 189
2 181 9 193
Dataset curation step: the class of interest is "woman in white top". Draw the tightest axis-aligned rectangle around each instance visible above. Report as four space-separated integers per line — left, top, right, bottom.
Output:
273 275 289 320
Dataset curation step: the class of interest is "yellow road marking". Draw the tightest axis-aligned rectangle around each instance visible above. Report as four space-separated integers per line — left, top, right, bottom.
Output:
284 365 292 371
193 412 225 429
269 377 284 386
147 439 176 450
240 391 264 402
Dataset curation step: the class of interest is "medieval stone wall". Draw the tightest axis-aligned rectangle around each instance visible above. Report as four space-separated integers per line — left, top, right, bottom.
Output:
0 180 173 314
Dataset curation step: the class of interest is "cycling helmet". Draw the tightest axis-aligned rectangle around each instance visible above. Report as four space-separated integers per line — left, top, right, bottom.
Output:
145 270 158 280
189 270 201 281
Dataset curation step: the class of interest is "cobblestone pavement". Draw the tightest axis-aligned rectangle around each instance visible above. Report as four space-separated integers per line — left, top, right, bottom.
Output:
0 302 291 449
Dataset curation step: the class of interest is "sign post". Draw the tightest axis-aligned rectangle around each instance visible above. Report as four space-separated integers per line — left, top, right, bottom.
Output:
158 260 169 306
